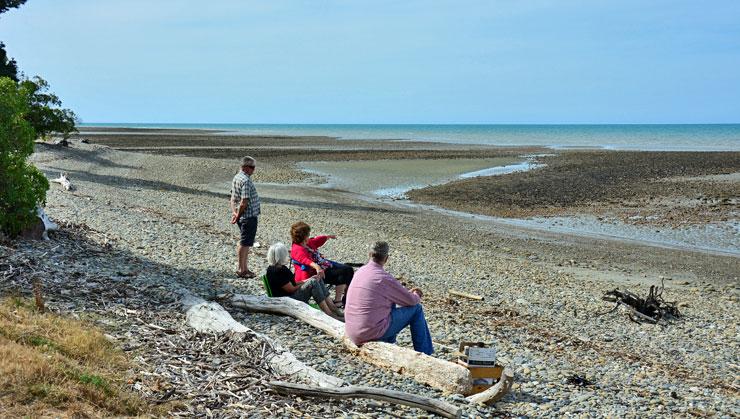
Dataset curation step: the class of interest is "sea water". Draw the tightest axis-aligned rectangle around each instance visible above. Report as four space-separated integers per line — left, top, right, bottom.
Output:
80 123 740 151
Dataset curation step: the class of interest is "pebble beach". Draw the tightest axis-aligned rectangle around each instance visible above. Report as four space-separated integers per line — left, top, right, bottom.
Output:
7 128 739 417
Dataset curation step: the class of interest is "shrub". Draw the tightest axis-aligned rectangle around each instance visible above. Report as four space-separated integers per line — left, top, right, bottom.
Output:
0 76 49 236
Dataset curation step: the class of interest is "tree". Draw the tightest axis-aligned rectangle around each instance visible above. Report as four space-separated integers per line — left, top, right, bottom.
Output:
0 0 27 15
0 42 19 81
0 76 49 236
0 0 27 81
20 77 78 139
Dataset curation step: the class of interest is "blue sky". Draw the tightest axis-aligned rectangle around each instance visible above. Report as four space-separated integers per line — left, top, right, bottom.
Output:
1 0 739 124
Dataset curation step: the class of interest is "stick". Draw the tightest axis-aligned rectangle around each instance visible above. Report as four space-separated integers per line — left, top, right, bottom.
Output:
466 367 514 405
448 290 484 301
268 381 461 419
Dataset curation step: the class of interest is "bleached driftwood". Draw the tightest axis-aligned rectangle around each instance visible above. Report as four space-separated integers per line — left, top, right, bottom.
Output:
449 290 484 301
35 206 58 241
466 367 514 405
231 294 473 395
50 172 72 191
269 381 461 419
180 294 343 388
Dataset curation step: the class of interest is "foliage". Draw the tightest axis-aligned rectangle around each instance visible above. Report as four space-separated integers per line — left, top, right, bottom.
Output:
0 41 19 81
0 0 26 15
0 76 49 236
20 76 78 139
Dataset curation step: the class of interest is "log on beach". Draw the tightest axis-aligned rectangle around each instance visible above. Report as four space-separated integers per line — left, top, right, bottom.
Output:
231 294 473 395
269 381 462 419
180 293 344 388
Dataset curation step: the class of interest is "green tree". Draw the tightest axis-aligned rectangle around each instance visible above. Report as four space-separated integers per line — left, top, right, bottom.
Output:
0 0 26 15
20 77 78 139
0 42 19 81
0 76 49 236
1 0 27 81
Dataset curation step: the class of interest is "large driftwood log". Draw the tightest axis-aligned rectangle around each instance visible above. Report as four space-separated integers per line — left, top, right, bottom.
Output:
231 294 473 395
180 294 343 388
466 367 514 405
50 172 72 191
269 381 461 419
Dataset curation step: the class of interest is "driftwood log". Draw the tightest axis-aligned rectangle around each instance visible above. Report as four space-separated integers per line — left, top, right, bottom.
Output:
269 381 461 419
50 172 72 191
600 280 680 324
466 367 514 405
231 294 473 395
180 293 344 388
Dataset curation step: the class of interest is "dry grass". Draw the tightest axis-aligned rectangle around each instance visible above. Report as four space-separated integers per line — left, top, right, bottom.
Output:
0 297 155 417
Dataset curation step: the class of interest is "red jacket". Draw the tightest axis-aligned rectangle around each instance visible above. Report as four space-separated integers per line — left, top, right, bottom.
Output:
291 235 329 283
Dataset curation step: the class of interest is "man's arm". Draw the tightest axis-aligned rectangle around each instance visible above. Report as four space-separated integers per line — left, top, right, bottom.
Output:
385 273 421 307
230 197 249 224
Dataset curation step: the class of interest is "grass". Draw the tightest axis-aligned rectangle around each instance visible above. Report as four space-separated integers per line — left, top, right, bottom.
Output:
0 297 157 417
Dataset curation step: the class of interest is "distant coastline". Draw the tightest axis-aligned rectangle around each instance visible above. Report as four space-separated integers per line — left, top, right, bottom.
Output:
78 123 740 151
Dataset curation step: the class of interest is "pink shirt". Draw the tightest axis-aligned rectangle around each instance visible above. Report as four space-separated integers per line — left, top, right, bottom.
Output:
344 260 421 345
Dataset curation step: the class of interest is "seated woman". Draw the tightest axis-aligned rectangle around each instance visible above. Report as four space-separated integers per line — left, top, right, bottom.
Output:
290 221 354 307
266 243 344 321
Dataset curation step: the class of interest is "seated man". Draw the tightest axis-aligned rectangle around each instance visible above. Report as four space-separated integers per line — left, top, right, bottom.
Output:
265 243 344 321
344 241 433 355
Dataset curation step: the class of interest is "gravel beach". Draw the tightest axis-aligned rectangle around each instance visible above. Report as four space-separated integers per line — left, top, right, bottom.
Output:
12 130 740 417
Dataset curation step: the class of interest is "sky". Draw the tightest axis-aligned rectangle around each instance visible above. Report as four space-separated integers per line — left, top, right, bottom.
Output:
1 0 739 124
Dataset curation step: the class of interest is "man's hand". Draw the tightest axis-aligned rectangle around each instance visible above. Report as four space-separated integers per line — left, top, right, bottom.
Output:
410 287 423 298
230 212 238 224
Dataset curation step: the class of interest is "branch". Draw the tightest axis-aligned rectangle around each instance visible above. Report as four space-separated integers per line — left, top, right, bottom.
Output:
268 381 461 419
466 367 514 405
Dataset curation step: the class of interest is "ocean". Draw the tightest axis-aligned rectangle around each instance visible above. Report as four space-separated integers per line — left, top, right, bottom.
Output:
79 123 740 151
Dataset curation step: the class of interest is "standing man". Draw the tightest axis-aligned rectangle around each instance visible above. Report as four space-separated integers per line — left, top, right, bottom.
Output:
344 241 433 355
230 156 260 278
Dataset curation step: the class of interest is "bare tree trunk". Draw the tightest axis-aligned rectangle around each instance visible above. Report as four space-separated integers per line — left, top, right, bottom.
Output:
180 294 344 388
231 294 473 395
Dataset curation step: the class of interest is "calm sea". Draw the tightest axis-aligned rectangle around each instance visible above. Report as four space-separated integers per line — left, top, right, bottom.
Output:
79 124 740 151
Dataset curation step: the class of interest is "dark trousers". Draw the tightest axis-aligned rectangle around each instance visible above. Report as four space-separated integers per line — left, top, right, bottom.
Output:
323 262 354 288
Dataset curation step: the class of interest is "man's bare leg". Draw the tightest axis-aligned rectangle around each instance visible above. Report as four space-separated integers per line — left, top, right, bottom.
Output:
237 244 251 275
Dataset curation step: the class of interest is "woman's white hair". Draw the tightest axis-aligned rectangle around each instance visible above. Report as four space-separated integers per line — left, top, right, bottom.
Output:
267 242 290 266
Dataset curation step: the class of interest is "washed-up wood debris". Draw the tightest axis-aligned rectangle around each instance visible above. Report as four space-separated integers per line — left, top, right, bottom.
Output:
599 280 681 324
1 225 446 417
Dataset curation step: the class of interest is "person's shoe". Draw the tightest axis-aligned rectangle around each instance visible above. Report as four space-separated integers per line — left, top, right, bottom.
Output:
237 270 256 279
332 307 344 317
333 299 345 309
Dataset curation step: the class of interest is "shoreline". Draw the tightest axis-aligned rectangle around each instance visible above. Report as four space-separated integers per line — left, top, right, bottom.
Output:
78 124 740 152
76 128 740 254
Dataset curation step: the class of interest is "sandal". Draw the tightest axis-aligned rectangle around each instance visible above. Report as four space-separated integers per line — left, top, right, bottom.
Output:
237 270 257 279
333 300 345 309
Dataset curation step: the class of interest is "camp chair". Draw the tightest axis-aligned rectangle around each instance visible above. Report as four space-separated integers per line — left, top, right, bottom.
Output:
261 274 320 310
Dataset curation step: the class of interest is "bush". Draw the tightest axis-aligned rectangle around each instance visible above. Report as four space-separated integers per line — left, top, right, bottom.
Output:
0 76 49 236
